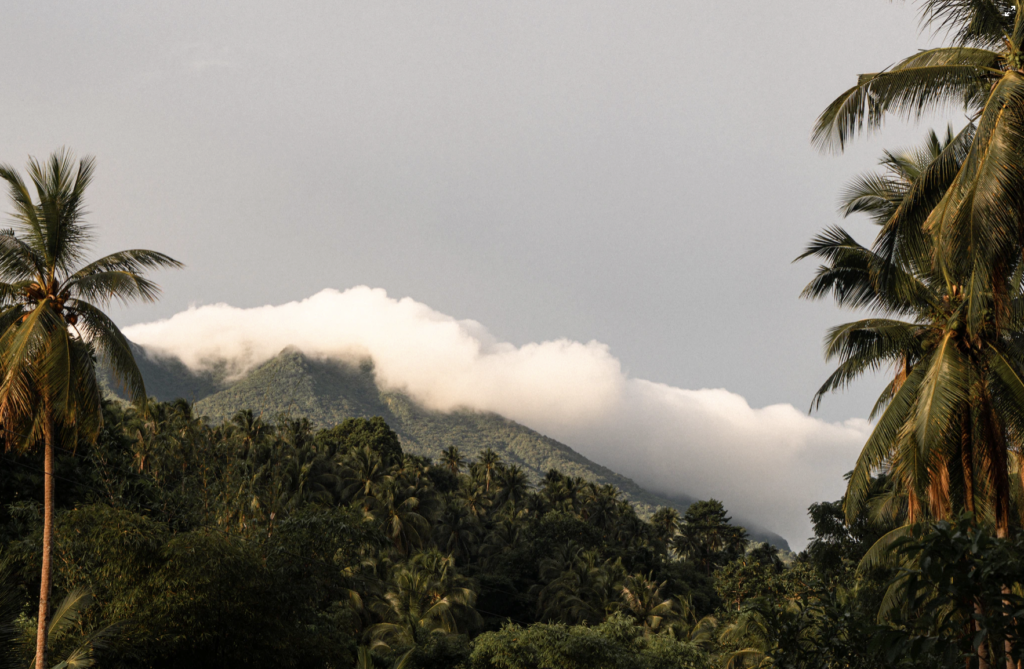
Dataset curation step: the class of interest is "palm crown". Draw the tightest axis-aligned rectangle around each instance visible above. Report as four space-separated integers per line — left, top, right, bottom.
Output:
815 0 1024 338
0 150 181 447
0 149 180 669
800 128 1024 535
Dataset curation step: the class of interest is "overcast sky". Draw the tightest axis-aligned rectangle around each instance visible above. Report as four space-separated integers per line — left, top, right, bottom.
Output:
1 2 954 540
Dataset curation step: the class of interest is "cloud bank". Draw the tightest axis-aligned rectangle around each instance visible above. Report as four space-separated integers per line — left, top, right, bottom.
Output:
124 287 870 549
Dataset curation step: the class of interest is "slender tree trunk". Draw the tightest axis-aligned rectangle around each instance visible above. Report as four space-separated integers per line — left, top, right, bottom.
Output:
996 523 1015 669
977 598 992 669
1002 583 1016 669
34 415 54 669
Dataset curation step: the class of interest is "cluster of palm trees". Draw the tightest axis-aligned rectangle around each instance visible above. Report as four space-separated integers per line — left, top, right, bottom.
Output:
104 400 735 650
532 542 689 633
803 4 1024 664
806 0 1024 542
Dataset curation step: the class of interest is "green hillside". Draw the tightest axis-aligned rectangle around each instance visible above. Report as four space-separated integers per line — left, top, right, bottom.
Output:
191 350 687 514
112 345 789 550
100 342 225 402
194 348 385 425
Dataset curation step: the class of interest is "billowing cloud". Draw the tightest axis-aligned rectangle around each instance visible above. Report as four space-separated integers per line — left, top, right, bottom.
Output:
124 286 870 549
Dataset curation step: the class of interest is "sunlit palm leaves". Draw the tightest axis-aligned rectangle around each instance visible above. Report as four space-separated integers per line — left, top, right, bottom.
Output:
800 129 1024 534
813 0 1024 341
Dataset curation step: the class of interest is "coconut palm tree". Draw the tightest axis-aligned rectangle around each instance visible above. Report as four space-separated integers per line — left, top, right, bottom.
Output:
0 150 180 669
440 445 463 475
492 464 530 511
799 129 1024 537
650 507 681 546
434 499 481 561
368 480 433 555
473 448 501 493
617 573 679 635
340 445 391 505
813 1 1024 373
367 551 480 648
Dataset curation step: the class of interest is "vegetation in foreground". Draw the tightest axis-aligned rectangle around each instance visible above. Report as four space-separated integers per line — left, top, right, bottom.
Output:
7 1 1024 667
3 402 1024 668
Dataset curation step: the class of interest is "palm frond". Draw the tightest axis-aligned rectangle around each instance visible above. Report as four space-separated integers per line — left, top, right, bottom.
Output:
0 163 44 249
846 365 927 522
871 123 975 288
73 299 146 404
855 523 917 575
914 332 969 450
813 60 997 151
811 319 921 410
917 0 1014 48
26 150 94 275
0 233 43 283
930 72 1024 295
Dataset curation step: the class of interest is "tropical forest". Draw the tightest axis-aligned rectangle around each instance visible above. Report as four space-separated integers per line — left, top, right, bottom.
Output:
6 1 1024 668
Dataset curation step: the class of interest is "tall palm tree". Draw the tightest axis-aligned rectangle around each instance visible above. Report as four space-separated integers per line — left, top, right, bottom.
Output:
650 507 681 546
368 480 433 555
493 464 530 511
800 128 1024 537
441 445 463 475
0 150 180 669
340 445 391 505
813 1 1024 366
434 499 481 561
473 448 501 493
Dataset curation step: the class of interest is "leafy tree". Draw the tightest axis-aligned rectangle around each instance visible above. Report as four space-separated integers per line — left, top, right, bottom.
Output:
673 500 747 575
317 416 403 467
0 150 180 668
803 496 886 581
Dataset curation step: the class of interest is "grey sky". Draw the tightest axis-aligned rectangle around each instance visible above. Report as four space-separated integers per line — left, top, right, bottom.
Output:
1 1 944 426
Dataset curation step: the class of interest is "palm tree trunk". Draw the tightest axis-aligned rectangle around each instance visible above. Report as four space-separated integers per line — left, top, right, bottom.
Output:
34 415 54 669
995 523 1015 669
976 598 991 669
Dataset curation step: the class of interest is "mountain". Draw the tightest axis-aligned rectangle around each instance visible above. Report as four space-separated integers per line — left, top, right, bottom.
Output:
112 345 791 550
98 342 225 402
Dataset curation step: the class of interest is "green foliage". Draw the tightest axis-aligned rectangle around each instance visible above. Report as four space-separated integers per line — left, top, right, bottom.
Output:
470 613 713 669
109 346 800 545
0 398 746 667
194 350 382 427
674 500 748 575
873 515 1024 667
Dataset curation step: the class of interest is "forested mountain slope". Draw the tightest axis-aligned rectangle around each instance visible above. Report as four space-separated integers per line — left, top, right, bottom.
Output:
111 345 789 549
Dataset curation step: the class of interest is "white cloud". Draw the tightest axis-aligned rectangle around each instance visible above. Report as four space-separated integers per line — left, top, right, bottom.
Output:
124 286 870 549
